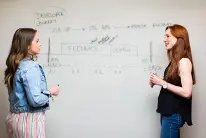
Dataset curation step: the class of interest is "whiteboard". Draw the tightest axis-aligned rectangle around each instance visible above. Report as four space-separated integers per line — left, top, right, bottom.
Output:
0 0 206 138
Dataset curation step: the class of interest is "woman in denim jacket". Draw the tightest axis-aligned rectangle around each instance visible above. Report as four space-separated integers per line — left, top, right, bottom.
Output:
4 28 60 138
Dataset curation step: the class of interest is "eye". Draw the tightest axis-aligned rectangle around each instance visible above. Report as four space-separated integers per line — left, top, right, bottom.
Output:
166 35 170 38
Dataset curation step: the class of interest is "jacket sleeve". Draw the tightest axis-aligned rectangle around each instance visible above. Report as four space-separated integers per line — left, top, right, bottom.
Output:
21 64 49 107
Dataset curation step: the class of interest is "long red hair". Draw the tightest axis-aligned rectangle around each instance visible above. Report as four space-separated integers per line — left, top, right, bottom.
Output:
164 24 196 85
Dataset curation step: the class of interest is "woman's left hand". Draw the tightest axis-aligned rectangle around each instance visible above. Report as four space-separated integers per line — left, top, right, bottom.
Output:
150 73 165 86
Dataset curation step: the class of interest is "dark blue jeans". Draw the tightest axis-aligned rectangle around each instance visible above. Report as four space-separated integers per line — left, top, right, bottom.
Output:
160 113 185 138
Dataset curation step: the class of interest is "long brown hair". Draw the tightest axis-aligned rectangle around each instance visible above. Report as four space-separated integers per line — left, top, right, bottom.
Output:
164 24 196 85
4 28 37 89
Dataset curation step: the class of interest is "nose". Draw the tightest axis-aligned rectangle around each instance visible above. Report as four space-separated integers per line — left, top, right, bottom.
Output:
163 36 167 43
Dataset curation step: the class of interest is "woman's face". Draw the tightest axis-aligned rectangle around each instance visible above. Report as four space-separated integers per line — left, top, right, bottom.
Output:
28 32 41 55
164 28 177 50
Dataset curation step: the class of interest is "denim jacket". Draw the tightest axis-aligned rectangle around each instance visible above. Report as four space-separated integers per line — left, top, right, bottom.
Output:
9 57 50 113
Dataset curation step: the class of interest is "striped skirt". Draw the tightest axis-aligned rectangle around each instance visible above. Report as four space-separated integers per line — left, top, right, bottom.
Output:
5 112 46 138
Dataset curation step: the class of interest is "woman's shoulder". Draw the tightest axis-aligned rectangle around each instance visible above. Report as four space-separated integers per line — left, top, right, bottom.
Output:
179 58 192 71
18 59 39 72
179 58 192 65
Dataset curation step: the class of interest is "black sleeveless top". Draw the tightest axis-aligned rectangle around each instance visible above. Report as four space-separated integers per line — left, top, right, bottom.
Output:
156 63 192 126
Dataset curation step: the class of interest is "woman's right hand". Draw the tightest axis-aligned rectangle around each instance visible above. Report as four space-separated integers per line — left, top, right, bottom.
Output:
49 85 60 96
149 81 154 88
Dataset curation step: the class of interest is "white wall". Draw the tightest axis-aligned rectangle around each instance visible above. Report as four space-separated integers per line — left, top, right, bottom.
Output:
0 0 206 138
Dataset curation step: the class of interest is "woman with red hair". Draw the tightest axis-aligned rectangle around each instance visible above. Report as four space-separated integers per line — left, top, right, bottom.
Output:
150 24 196 138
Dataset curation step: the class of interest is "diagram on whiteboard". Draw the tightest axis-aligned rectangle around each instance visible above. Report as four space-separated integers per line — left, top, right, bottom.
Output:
35 7 171 76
